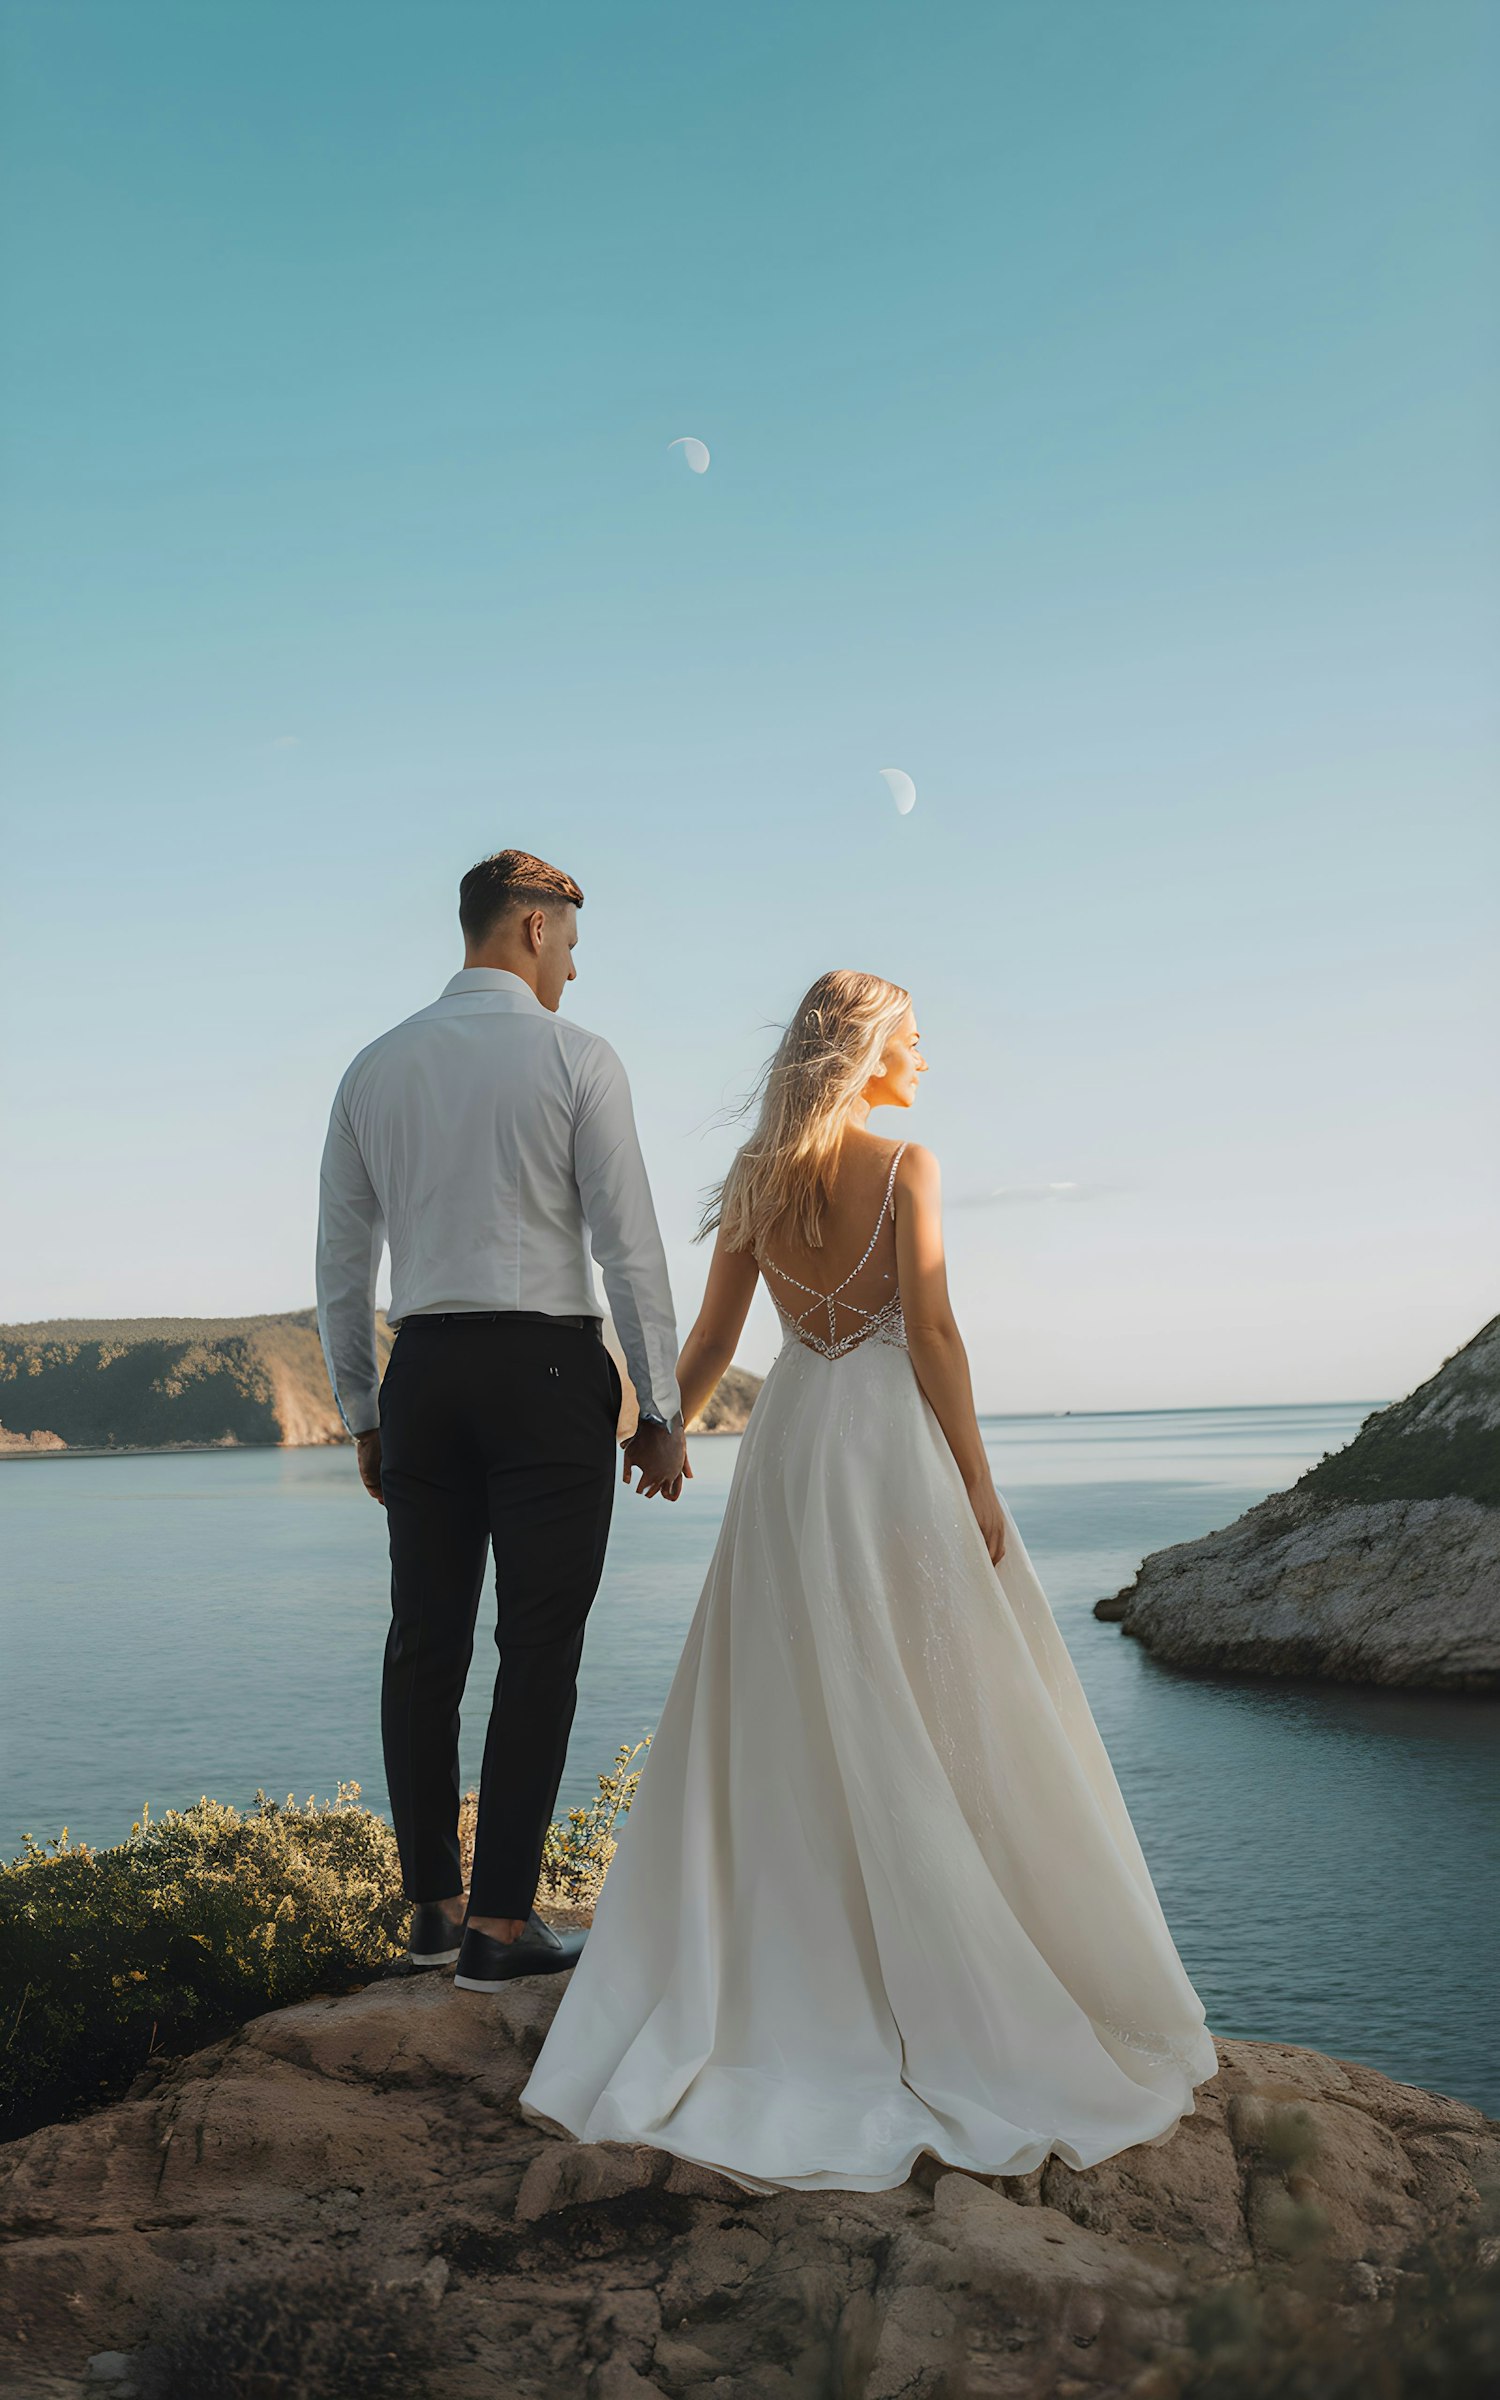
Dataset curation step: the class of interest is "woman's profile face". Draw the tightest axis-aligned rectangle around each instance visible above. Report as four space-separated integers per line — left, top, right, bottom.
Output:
863 1005 927 1111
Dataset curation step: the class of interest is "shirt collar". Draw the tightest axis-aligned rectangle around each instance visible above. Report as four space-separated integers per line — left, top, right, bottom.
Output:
439 967 546 1010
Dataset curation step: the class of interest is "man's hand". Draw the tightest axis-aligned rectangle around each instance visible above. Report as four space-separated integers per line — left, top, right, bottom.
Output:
620 1419 689 1500
355 1429 385 1506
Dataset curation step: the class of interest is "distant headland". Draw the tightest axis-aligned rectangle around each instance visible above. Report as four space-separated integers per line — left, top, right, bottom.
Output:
0 1311 761 1456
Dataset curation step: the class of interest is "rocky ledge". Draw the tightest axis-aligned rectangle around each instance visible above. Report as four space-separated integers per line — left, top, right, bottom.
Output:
1095 1317 1500 1689
1 1968 1495 2399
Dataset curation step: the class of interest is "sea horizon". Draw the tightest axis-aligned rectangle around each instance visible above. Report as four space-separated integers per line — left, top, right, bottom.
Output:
0 1390 1397 1465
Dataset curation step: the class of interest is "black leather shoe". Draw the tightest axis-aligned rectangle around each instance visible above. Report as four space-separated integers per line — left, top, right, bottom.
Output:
407 1901 464 1968
453 1911 586 1990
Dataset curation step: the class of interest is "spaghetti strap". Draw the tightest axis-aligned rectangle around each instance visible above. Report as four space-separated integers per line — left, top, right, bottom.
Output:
883 1142 908 1226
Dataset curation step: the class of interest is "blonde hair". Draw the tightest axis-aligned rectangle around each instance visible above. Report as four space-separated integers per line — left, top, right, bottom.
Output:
701 970 912 1254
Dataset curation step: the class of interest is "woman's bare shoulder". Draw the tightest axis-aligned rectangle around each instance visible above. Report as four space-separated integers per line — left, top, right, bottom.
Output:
828 1126 896 1185
894 1139 940 1184
842 1128 923 1172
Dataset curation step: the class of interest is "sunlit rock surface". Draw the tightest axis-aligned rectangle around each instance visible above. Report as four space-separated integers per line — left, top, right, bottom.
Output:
1 1965 1494 2397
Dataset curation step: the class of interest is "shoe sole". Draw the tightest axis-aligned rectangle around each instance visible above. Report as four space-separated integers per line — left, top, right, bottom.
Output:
453 1958 577 1991
408 1947 462 1967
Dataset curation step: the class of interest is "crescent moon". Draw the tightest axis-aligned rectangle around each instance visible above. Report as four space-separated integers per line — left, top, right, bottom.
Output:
879 768 917 815
668 436 710 475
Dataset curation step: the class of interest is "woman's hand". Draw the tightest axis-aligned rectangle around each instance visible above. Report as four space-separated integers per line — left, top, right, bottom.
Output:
966 1473 1006 1566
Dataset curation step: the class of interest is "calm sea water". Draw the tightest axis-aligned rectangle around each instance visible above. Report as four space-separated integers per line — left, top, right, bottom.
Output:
3 1403 1496 2115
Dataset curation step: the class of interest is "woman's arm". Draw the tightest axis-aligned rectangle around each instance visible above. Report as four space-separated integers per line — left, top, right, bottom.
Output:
674 1230 761 1432
895 1145 1006 1564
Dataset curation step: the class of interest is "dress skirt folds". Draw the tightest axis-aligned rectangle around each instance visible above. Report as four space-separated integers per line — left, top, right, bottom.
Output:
518 1324 1218 2194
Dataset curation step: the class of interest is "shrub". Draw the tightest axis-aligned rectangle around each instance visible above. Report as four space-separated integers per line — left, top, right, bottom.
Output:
1 1741 651 2143
462 1734 651 1907
0 1785 406 2140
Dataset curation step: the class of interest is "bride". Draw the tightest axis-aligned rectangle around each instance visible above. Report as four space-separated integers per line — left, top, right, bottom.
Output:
519 970 1218 2193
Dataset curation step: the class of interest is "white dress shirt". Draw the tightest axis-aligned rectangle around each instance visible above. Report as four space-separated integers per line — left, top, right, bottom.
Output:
316 968 681 1436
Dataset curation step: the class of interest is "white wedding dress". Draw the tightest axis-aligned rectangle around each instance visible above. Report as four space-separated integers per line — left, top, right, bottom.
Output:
519 1148 1218 2193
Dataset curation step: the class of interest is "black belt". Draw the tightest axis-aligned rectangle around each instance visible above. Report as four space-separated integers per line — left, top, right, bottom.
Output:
400 1309 601 1337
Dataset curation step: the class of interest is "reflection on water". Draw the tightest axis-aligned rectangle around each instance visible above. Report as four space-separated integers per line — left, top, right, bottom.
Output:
3 1401 1495 2114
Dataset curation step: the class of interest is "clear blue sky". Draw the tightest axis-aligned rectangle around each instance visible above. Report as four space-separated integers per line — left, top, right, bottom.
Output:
1 0 1495 1408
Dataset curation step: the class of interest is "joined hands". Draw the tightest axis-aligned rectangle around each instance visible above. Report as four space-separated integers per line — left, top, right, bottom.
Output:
357 1422 692 1508
621 1418 690 1502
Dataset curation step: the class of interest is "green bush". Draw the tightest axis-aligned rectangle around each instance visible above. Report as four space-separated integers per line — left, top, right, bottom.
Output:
452 1735 650 1910
0 1784 407 2140
536 1734 650 1903
1 1744 651 2144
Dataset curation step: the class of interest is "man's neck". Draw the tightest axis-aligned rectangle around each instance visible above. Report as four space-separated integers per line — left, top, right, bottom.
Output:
462 952 543 1002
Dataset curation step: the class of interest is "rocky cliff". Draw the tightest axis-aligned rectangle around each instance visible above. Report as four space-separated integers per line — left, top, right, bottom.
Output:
0 1312 761 1455
1 1966 1494 2399
1095 1318 1500 1690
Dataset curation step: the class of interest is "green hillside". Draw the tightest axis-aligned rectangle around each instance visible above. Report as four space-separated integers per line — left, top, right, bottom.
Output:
0 1311 388 1453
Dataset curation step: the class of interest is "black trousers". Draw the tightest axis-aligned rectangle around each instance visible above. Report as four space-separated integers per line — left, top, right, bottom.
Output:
378 1314 621 1919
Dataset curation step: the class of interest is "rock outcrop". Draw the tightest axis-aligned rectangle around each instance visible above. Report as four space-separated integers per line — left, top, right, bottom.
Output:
0 1967 1493 2399
683 1363 763 1435
1095 1318 1500 1689
0 1314 762 1455
0 1425 65 1455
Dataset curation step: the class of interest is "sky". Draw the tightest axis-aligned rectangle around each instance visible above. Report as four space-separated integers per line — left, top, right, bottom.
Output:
0 0 1495 1411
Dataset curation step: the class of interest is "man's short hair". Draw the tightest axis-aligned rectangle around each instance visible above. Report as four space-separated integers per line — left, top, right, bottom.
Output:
459 849 585 946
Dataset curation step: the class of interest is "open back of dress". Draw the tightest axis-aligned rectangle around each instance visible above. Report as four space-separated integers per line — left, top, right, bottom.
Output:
757 1143 908 1359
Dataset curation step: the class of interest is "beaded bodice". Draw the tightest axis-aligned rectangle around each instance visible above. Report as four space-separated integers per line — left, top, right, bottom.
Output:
759 1145 909 1361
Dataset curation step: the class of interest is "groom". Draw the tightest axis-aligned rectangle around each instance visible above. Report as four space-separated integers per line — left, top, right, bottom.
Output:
315 849 685 1990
